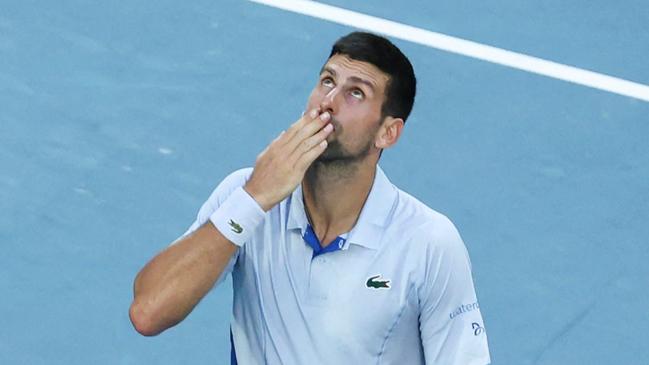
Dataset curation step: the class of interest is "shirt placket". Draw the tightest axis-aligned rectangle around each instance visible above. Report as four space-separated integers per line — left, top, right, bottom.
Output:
303 224 345 305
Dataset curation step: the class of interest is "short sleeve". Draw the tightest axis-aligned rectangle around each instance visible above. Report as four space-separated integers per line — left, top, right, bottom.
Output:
418 216 491 365
176 167 254 286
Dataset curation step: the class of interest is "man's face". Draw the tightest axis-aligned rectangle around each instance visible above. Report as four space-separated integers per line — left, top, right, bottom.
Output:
305 54 390 164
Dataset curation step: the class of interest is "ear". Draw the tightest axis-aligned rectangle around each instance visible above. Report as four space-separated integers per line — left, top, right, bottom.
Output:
375 117 404 150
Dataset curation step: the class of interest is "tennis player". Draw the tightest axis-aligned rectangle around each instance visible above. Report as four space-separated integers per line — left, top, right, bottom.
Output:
130 31 491 364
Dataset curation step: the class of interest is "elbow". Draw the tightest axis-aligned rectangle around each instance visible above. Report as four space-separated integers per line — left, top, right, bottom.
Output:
129 300 163 337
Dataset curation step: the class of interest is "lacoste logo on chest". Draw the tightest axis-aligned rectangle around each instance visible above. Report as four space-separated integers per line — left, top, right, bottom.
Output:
366 275 390 289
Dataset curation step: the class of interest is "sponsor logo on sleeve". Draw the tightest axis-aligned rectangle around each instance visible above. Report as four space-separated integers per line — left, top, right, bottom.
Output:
472 322 485 336
449 302 480 319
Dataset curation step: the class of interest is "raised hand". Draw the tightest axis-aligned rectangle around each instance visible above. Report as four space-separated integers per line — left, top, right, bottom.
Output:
244 108 334 211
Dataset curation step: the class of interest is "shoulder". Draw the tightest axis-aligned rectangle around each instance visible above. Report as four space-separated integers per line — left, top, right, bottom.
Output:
218 167 254 190
178 167 255 239
200 167 254 212
392 189 462 248
391 189 476 296
387 188 470 274
210 167 254 196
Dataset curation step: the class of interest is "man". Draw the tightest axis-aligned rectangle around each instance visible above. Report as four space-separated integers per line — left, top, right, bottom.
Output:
130 32 490 364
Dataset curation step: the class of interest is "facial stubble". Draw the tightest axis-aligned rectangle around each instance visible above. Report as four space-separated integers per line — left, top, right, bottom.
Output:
314 116 381 165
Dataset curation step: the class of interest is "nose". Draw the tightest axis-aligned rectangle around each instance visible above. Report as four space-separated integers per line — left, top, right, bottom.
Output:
319 86 339 115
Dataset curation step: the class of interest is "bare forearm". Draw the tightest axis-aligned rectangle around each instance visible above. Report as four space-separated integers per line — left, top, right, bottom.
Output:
129 222 237 336
129 108 332 336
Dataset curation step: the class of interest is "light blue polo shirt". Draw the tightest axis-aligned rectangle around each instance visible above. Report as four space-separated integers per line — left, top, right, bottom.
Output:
183 165 490 365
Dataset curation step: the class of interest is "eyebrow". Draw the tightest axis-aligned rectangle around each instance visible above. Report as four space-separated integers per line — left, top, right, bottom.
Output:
321 66 376 92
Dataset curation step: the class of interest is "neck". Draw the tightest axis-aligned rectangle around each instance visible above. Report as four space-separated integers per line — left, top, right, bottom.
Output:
302 159 376 247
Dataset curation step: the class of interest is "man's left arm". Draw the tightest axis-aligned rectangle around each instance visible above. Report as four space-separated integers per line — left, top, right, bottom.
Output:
418 217 491 365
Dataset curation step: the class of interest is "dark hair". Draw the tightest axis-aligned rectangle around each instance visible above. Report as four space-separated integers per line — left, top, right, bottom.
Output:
328 32 417 123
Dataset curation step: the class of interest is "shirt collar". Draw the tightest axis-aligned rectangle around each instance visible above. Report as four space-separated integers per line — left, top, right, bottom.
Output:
286 164 398 250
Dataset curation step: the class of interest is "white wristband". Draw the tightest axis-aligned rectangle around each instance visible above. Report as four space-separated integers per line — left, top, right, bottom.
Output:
209 186 266 247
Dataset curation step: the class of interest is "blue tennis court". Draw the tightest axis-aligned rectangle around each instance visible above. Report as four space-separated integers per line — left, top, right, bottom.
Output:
2 0 648 363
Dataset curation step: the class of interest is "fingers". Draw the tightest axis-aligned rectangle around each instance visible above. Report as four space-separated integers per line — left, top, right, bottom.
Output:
247 108 332 210
281 107 321 144
294 137 328 171
292 122 333 159
261 108 326 164
263 106 332 169
274 130 285 141
286 111 331 154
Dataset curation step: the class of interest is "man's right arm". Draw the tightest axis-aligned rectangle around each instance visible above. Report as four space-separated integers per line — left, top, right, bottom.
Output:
129 108 333 336
129 222 238 336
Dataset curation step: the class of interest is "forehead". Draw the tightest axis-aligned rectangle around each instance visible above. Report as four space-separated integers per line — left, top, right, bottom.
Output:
322 54 390 91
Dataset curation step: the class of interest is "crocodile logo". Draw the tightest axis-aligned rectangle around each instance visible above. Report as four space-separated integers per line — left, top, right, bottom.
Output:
366 275 390 289
228 219 243 234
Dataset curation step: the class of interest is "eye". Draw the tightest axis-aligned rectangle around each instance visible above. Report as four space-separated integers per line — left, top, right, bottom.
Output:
350 88 365 100
321 77 334 88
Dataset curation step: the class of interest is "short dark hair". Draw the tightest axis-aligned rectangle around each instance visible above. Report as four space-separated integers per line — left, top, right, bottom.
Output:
328 32 417 123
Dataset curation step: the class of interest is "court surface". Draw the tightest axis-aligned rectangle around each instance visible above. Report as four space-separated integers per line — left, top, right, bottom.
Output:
2 0 648 363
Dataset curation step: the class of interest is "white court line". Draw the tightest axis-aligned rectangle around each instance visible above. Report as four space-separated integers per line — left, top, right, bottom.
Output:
249 0 649 103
